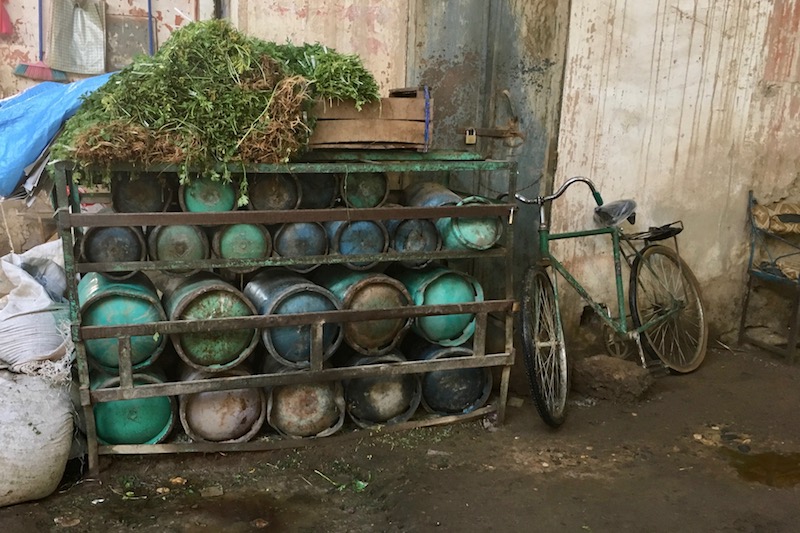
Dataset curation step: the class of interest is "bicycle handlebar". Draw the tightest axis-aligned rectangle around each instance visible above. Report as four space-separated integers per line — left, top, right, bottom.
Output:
515 176 604 207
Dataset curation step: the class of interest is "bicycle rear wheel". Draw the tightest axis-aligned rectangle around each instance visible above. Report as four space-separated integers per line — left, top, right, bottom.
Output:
629 245 708 373
521 266 568 427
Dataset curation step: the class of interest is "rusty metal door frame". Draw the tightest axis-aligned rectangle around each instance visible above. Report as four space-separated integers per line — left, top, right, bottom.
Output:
405 1 570 281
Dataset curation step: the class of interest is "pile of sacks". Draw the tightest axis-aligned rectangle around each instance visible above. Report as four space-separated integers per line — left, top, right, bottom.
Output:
0 240 78 507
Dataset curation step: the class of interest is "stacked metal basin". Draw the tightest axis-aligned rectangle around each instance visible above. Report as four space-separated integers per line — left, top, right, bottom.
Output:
163 272 259 372
82 170 499 445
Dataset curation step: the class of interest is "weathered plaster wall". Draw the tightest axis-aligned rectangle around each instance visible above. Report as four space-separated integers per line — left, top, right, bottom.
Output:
554 0 800 341
2 0 403 95
0 0 210 255
6 0 788 348
0 0 203 98
231 0 409 93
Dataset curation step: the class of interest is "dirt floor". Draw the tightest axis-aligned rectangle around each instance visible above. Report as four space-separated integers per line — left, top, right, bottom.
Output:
2 344 800 532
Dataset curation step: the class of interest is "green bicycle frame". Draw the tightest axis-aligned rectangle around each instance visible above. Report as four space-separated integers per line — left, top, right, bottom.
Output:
537 220 680 341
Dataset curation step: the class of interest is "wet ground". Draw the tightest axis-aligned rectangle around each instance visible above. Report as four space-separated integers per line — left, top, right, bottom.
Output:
1 345 799 532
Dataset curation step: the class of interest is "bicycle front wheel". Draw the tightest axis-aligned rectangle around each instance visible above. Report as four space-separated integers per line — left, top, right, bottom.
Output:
629 245 708 373
521 266 568 427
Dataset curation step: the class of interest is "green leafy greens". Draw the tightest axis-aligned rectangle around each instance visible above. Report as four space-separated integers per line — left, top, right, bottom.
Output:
51 19 380 202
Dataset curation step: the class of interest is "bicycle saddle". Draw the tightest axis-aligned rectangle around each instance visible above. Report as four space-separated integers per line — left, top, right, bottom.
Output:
594 199 637 227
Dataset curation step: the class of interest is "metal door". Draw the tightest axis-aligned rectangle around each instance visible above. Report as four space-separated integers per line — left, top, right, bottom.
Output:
407 0 570 292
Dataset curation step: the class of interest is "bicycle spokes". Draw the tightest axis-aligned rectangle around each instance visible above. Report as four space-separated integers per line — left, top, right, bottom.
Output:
522 267 568 427
630 246 707 373
534 292 563 406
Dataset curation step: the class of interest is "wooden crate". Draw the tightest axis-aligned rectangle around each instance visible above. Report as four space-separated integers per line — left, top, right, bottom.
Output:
308 87 433 151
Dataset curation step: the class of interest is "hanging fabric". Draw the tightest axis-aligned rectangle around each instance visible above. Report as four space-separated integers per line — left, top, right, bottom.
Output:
0 0 13 37
48 0 106 75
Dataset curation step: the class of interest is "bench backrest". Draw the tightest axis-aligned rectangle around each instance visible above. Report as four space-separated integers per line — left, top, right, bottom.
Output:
752 203 800 235
747 191 800 280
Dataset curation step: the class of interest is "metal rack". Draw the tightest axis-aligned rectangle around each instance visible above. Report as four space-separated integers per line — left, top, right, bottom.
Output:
52 151 518 475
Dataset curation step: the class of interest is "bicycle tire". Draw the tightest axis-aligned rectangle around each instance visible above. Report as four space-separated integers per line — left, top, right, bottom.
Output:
521 266 568 427
629 245 708 373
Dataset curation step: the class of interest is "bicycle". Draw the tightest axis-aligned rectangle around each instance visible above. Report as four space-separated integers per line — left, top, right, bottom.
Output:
515 177 708 427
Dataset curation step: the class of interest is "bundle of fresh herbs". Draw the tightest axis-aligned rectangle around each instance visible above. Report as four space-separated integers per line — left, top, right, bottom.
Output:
51 19 380 202
257 41 379 110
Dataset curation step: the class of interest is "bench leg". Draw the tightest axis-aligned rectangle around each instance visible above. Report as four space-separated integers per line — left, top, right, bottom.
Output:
788 286 800 364
738 276 755 346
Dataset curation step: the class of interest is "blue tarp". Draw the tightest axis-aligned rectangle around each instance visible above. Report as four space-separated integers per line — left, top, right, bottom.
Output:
0 73 112 198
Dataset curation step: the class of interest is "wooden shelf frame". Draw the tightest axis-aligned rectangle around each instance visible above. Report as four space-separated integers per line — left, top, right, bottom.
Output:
52 152 519 475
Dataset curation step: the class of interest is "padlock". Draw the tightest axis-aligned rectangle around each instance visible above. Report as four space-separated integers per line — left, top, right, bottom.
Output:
465 128 477 145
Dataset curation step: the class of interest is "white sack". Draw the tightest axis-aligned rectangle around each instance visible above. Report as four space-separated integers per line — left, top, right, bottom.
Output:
0 371 73 507
0 240 70 371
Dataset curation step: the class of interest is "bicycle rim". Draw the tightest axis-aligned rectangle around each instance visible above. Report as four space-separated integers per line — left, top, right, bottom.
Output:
629 245 708 372
521 266 568 427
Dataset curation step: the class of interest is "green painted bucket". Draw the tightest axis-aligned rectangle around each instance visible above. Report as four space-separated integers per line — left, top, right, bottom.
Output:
437 196 504 251
91 371 175 445
402 181 461 207
342 352 421 428
404 339 492 415
314 267 412 355
383 202 442 269
78 272 167 374
178 367 266 443
179 174 237 212
266 379 345 438
79 213 147 280
211 224 272 274
162 272 259 372
403 182 503 251
244 268 343 368
297 173 339 209
272 222 328 273
324 218 389 270
392 266 484 346
147 225 210 276
340 172 389 208
111 171 175 213
246 173 301 210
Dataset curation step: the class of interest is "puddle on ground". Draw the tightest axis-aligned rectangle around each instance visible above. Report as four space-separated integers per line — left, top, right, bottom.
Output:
178 492 329 532
720 448 800 488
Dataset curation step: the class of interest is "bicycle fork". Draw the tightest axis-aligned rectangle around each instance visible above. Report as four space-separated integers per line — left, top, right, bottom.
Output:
629 331 669 375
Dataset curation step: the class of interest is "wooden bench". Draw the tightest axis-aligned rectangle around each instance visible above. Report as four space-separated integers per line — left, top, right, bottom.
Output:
738 190 800 362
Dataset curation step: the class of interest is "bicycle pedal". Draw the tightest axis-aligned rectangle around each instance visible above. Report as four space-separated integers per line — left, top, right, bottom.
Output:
644 359 670 376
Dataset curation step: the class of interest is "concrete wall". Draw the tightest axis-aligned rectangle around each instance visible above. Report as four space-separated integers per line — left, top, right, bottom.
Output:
554 0 800 341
